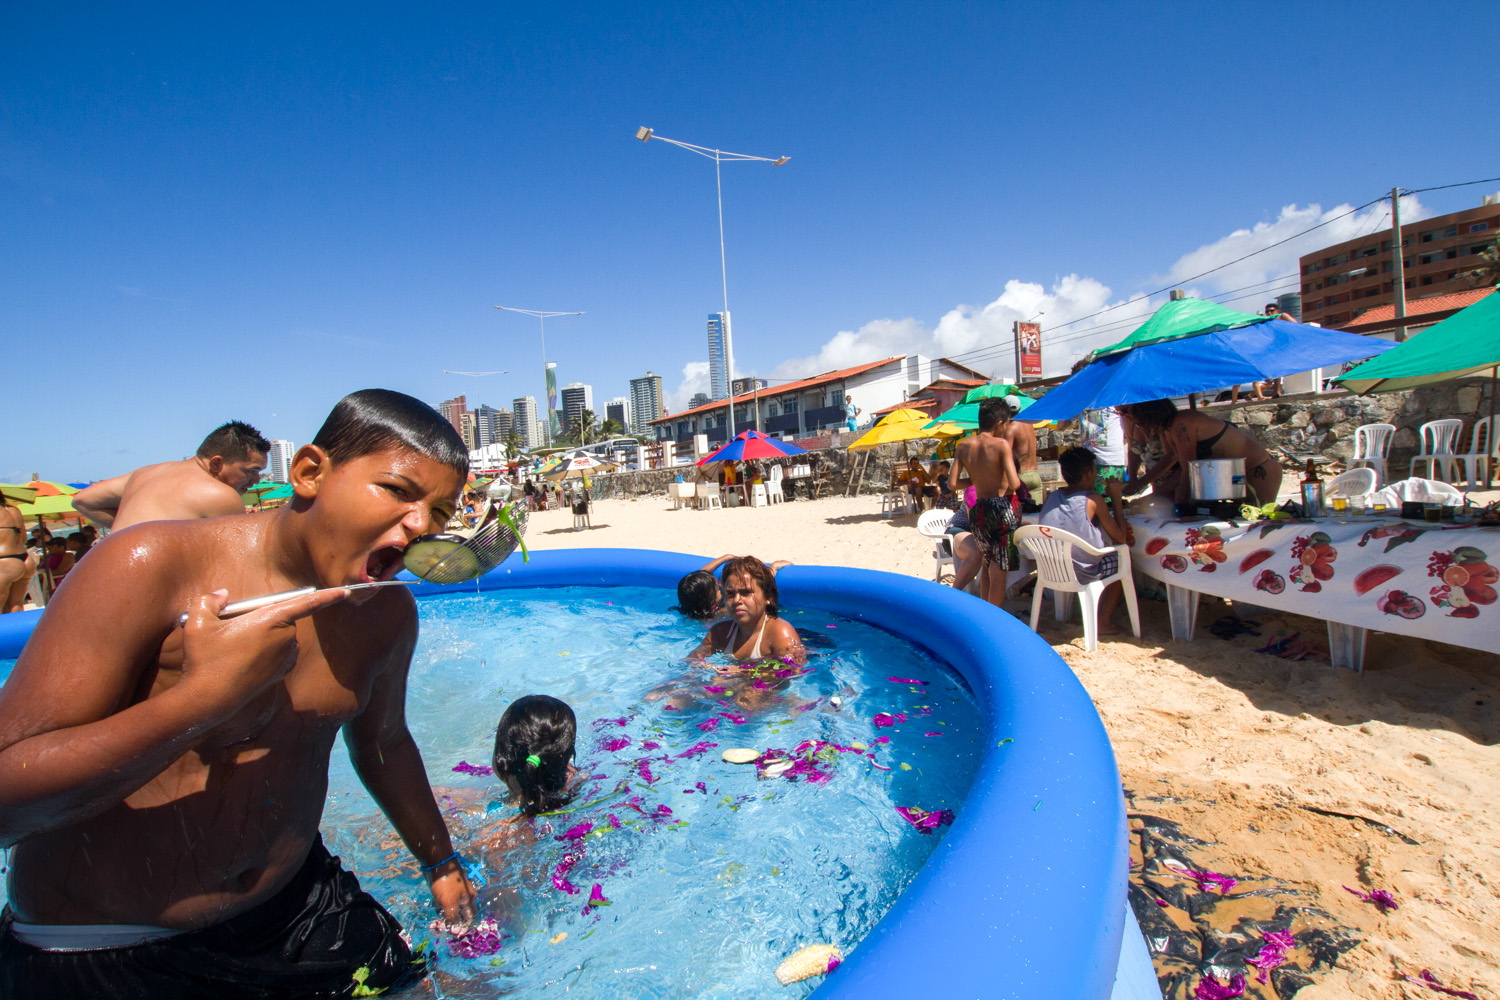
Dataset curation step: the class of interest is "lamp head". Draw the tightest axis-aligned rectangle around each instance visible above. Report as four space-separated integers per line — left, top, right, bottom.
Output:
636 127 653 142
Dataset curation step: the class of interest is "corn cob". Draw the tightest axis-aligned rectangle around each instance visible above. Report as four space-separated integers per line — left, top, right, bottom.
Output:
775 943 842 985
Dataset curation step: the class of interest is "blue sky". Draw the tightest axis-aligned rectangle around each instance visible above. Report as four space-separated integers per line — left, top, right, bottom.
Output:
3 2 1496 481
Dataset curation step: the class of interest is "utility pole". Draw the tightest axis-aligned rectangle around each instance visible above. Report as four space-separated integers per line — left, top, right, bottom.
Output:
1391 187 1408 342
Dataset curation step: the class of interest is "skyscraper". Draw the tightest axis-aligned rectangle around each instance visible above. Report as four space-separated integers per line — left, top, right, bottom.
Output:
706 312 732 400
484 406 513 444
629 371 664 429
559 382 594 441
267 439 296 484
605 396 630 433
458 412 479 450
438 396 467 436
512 396 541 450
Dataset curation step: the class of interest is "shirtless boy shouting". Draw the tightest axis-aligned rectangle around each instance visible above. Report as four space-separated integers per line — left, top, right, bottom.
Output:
73 421 269 530
0 390 476 997
949 398 1021 608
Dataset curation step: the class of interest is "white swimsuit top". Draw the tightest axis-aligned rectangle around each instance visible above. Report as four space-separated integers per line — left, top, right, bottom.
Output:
724 616 769 660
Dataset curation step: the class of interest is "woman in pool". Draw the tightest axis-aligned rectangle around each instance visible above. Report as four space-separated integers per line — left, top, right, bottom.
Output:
690 557 805 666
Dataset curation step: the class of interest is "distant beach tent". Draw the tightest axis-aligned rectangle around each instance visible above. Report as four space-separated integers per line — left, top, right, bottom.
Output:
698 430 808 465
544 450 619 481
1335 288 1499 393
850 409 956 450
1019 297 1396 423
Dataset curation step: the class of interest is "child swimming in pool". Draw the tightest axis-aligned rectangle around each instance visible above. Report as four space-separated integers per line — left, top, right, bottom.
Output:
674 554 792 620
491 695 578 819
691 557 805 666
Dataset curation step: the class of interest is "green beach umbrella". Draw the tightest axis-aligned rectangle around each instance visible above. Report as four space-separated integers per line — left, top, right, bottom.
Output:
1 483 39 504
924 386 1033 432
1089 298 1267 359
16 494 79 521
1334 289 1500 393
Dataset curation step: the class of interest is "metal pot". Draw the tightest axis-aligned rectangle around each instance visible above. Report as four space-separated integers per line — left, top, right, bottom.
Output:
1188 458 1247 500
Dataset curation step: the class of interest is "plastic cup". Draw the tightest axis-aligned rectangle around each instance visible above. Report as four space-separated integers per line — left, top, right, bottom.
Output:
1331 496 1348 514
1425 503 1442 523
1373 502 1388 515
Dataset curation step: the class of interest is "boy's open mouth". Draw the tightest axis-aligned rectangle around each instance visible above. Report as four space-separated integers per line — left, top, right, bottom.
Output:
363 545 406 584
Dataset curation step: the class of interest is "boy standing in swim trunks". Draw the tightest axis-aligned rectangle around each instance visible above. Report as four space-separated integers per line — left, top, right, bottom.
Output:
949 398 1022 608
0 390 477 998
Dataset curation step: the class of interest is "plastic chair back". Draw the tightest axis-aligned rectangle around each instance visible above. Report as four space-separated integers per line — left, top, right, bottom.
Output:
1352 423 1395 462
1325 468 1376 498
1421 419 1463 456
917 509 955 538
1014 524 1098 591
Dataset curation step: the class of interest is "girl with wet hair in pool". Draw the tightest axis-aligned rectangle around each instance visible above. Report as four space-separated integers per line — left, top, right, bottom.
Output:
491 695 578 817
674 554 792 620
691 557 806 667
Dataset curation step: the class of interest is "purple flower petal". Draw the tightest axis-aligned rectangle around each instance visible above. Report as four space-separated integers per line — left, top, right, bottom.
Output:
1343 884 1399 911
887 677 927 685
1193 972 1246 999
607 814 621 829
593 716 629 730
1402 969 1480 999
895 805 955 833
602 736 632 752
873 713 895 728
720 711 747 725
642 740 661 751
433 917 504 957
452 761 495 776
1172 866 1237 895
557 821 593 842
826 954 842 973
676 741 717 759
924 732 941 737
703 685 725 693
696 718 720 732
587 883 611 907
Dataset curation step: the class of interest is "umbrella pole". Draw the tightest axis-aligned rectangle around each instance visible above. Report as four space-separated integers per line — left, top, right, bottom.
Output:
1489 366 1497 489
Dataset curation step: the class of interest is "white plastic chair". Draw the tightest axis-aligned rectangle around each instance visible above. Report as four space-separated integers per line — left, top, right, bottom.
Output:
1014 524 1141 652
1325 467 1377 499
1366 477 1465 509
917 509 956 583
767 465 785 504
1350 423 1395 486
1409 419 1463 481
1454 417 1498 490
750 484 769 507
697 484 722 511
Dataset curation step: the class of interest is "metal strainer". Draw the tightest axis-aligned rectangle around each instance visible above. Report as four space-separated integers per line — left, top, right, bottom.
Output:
402 499 529 584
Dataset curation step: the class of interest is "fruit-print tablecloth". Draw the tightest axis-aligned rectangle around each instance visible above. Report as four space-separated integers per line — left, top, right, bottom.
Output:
1127 513 1500 666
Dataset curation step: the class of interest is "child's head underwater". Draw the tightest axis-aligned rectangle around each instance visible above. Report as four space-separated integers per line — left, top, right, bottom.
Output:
492 695 577 817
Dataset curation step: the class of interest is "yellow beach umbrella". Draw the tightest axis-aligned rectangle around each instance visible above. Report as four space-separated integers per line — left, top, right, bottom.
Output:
1 483 40 504
16 493 81 525
848 408 949 451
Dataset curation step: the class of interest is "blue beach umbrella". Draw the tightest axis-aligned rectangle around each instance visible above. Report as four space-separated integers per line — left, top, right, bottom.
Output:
1019 318 1396 424
697 430 808 465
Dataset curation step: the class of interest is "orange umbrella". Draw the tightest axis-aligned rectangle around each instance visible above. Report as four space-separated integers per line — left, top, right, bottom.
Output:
27 481 79 497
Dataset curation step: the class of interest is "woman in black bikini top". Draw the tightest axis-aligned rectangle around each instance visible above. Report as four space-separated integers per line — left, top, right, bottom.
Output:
0 493 38 613
1128 398 1283 506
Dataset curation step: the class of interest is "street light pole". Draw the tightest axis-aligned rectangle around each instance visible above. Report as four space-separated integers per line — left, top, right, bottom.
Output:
636 127 788 435
495 306 584 446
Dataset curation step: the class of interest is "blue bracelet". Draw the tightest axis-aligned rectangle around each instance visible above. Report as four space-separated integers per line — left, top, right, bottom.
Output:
420 851 462 872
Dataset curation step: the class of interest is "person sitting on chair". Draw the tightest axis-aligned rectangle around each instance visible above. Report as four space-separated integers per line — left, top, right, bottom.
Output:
1037 447 1131 636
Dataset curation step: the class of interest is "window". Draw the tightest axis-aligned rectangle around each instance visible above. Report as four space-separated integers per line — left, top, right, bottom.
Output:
1360 247 1378 258
1420 232 1435 243
1421 275 1433 286
829 389 845 407
1471 222 1490 233
783 398 798 414
767 402 779 417
1473 245 1490 256
1446 249 1458 260
1365 288 1379 297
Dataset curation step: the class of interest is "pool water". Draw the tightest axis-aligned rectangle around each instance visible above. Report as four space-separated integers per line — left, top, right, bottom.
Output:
2 586 985 998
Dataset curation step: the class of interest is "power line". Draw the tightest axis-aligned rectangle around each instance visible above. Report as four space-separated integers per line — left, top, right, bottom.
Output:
1405 176 1500 195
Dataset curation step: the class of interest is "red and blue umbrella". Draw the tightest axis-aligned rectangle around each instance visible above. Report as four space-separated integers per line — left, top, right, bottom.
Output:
697 430 808 465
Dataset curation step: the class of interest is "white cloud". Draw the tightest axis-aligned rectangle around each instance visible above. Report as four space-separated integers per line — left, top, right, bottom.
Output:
663 360 712 413
1159 196 1427 297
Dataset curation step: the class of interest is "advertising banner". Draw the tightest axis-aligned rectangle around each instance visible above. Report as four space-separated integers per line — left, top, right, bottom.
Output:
545 362 560 439
1015 322 1043 381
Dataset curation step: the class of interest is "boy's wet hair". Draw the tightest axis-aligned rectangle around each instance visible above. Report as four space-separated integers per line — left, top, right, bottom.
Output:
492 695 576 817
675 570 721 620
196 421 271 463
311 389 469 477
1058 446 1099 487
720 556 779 617
978 398 1013 431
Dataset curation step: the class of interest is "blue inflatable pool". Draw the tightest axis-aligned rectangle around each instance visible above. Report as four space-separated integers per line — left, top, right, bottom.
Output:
0 548 1158 999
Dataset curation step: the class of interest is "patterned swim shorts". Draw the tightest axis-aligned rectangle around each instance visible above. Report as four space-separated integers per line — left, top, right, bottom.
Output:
968 495 1022 570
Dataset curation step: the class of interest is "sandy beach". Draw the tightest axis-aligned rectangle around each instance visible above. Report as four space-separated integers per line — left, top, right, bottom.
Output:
525 493 1500 999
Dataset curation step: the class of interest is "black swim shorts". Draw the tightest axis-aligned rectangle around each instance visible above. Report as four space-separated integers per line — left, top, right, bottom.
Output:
0 835 422 999
968 494 1022 570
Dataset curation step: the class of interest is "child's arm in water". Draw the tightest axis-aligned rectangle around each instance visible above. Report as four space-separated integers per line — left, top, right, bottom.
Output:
762 618 808 666
343 612 478 924
687 621 730 661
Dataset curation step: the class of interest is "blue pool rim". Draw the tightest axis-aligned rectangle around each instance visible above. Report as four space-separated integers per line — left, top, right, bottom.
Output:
0 548 1129 998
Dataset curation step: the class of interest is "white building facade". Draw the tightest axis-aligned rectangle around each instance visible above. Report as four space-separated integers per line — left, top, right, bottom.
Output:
706 312 732 400
267 439 296 483
512 395 542 450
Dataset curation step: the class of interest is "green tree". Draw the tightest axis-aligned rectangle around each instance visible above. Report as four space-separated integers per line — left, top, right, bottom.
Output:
504 430 521 461
1465 234 1500 288
600 417 624 438
572 408 598 446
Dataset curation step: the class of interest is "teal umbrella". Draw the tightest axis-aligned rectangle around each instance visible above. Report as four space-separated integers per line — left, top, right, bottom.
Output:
924 386 1032 431
1088 297 1268 359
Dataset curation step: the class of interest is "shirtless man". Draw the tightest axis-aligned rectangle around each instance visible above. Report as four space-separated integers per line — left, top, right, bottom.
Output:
0 390 477 997
1000 401 1042 501
949 398 1021 608
72 421 270 530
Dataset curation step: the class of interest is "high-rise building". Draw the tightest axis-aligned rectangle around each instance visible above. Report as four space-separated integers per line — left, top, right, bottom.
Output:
512 396 541 450
1299 196 1500 328
730 376 767 396
688 392 711 410
267 439 296 484
484 406 513 444
473 404 508 448
458 412 479 450
605 397 630 433
707 312 733 400
629 371 665 428
438 396 467 436
559 382 594 440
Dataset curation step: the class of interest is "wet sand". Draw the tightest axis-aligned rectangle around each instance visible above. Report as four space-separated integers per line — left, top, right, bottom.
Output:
526 493 1500 997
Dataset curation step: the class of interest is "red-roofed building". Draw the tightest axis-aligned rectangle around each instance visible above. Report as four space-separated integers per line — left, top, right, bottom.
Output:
649 355 992 444
1339 287 1494 337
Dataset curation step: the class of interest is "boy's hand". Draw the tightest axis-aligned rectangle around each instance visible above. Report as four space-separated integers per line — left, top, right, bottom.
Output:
180 587 350 716
429 866 478 925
